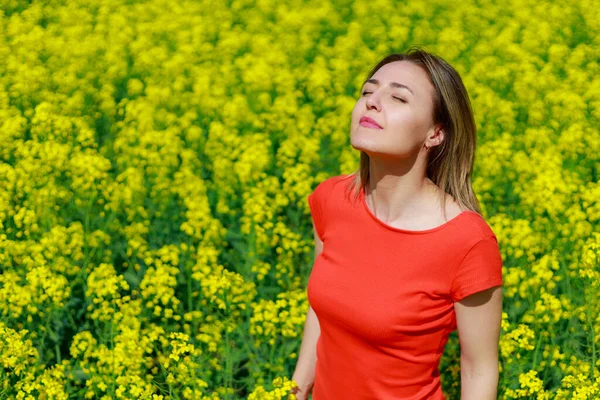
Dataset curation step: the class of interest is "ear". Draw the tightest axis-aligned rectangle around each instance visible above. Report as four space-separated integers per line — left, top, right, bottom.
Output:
428 124 445 147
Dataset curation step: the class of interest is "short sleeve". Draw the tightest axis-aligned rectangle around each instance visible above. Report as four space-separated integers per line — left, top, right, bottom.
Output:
307 188 325 241
451 235 503 302
307 176 343 241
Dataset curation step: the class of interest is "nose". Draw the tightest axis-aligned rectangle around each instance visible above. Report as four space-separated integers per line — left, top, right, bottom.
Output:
366 91 381 111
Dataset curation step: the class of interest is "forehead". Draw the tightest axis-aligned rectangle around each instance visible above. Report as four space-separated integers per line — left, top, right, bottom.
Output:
367 61 434 98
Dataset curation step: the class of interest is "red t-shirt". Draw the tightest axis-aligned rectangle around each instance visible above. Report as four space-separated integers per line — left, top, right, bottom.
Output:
306 174 503 400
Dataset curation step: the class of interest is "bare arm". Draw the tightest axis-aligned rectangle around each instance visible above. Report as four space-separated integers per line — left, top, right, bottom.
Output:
455 286 503 400
290 223 323 399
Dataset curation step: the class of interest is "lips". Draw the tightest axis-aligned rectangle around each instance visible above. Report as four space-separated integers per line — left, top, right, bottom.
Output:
360 116 382 129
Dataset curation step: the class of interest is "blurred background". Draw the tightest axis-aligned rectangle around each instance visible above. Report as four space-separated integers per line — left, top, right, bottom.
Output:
0 0 599 398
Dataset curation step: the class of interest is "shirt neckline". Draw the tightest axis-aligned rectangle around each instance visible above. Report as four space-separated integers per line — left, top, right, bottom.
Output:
360 185 477 234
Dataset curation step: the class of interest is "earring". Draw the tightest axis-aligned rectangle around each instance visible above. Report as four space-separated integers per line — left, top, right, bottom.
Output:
424 144 430 151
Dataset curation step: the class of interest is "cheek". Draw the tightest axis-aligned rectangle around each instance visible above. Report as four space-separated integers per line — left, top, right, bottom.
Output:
351 104 362 127
390 109 427 131
351 102 362 118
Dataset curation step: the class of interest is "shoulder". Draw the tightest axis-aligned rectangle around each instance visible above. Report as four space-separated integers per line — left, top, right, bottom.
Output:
312 173 354 198
315 173 353 189
435 186 494 240
461 211 497 239
307 174 355 241
451 211 502 269
442 210 499 256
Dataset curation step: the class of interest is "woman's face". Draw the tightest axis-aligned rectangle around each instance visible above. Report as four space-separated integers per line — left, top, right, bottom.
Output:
350 60 440 159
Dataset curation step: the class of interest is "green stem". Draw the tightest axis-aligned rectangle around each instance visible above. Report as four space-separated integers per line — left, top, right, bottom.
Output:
221 289 234 400
110 322 115 395
224 319 231 399
187 268 192 312
587 287 596 382
67 310 79 332
55 342 61 364
531 329 544 368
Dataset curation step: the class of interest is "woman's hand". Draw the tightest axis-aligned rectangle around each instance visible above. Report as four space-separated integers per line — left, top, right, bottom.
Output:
288 384 310 400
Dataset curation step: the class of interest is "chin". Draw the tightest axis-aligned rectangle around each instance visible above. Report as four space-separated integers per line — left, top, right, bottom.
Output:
351 127 381 147
350 136 378 153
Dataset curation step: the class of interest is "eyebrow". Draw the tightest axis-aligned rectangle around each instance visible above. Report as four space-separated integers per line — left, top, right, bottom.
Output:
363 78 414 95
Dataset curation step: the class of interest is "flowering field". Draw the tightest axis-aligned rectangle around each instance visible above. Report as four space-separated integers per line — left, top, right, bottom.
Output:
1 0 599 398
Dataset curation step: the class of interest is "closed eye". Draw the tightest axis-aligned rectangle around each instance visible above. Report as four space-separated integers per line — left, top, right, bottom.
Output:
362 91 406 103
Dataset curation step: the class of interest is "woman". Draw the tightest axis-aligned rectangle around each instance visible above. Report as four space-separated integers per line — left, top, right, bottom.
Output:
290 47 503 400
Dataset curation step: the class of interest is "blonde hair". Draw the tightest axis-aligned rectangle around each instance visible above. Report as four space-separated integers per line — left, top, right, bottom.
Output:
346 46 482 218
